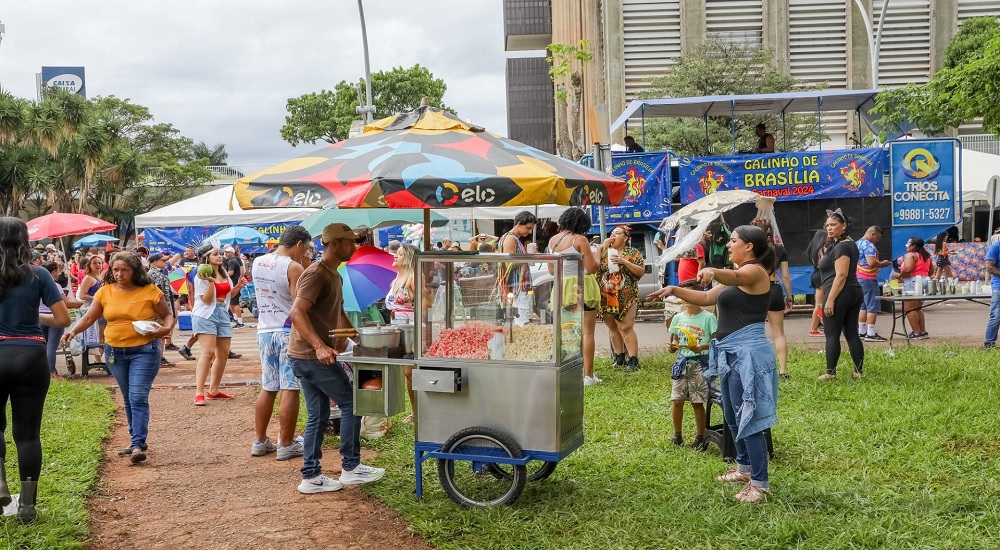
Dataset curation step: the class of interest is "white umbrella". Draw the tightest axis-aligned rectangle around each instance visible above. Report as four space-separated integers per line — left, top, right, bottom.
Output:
656 191 775 266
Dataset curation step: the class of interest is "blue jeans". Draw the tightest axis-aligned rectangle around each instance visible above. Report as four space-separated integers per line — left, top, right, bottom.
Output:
42 325 65 374
105 341 161 450
720 363 770 489
986 289 1000 345
289 357 360 479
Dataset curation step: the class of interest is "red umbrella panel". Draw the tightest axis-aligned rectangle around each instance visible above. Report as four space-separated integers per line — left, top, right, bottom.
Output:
234 106 627 210
26 213 116 240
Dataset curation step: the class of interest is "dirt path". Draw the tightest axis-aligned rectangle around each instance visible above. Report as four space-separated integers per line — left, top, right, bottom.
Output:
86 384 431 550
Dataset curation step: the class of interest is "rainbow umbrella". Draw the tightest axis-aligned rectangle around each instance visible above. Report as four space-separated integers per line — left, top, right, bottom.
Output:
338 245 396 312
168 267 189 292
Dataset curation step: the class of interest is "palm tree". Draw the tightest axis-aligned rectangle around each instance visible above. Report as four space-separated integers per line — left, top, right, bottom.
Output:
191 141 229 166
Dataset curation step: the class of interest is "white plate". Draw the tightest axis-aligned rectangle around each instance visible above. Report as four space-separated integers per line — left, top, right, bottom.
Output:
132 321 162 335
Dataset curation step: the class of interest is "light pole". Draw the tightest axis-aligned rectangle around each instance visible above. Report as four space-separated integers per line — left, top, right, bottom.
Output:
852 0 890 87
355 1 375 124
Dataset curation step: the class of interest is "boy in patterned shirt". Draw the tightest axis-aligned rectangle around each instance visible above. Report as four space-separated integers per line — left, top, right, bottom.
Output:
667 280 718 450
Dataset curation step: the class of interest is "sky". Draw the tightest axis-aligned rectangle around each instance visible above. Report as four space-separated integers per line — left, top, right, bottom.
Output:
0 0 509 166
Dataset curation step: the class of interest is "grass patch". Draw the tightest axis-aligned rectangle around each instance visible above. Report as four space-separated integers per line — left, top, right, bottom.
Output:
356 345 1000 549
2 381 116 549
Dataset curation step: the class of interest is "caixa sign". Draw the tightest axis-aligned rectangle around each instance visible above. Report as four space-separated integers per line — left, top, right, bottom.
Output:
40 66 87 98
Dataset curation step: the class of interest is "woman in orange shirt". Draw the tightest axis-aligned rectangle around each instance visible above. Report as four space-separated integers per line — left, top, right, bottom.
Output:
62 252 173 463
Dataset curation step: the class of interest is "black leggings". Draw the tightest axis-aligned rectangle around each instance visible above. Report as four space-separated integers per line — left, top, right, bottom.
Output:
0 344 50 482
823 286 864 375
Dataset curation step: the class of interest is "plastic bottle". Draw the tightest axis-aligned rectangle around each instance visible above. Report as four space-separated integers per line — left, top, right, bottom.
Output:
914 275 923 296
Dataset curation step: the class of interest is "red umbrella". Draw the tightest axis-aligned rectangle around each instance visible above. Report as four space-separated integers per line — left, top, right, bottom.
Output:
26 213 116 240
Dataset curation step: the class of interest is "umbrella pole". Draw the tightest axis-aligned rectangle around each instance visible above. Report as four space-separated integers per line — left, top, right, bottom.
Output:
423 209 432 251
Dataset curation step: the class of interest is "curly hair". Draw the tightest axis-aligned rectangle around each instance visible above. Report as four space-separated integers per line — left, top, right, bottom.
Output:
557 207 593 235
0 217 34 300
103 251 153 287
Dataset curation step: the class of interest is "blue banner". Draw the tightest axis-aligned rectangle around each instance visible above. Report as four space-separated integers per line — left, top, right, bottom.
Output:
679 148 884 203
142 222 301 255
889 139 961 227
599 153 671 224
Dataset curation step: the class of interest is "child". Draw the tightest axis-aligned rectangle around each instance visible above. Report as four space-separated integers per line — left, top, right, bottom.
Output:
667 280 718 449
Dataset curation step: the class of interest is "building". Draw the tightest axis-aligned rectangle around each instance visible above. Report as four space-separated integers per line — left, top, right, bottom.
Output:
503 0 1000 155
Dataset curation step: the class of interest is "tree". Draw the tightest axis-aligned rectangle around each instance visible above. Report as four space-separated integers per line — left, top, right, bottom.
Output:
191 141 229 166
281 64 453 146
635 39 821 157
872 16 1000 139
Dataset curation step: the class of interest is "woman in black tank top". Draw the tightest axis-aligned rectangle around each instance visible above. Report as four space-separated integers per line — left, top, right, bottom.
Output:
648 225 776 503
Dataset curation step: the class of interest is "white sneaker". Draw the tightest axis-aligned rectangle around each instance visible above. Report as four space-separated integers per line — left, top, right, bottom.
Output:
591 373 603 383
250 438 277 456
339 464 385 485
297 475 343 494
276 439 304 461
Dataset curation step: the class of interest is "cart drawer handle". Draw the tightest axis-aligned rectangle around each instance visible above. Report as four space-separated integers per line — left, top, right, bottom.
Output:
429 380 437 384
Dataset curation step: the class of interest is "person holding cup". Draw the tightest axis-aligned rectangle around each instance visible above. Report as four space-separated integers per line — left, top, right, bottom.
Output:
597 226 645 371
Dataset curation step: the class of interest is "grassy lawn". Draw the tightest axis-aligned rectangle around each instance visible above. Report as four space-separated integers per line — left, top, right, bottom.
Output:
360 344 1000 549
2 381 116 549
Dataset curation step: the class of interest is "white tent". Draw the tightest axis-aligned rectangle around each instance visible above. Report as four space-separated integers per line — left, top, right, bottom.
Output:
135 185 314 228
960 149 1000 203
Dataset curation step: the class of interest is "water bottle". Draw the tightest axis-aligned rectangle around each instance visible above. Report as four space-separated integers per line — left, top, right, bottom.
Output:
488 329 506 360
914 275 923 296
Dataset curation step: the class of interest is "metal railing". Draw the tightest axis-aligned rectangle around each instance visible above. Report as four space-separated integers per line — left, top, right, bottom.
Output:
959 134 1000 156
206 165 273 180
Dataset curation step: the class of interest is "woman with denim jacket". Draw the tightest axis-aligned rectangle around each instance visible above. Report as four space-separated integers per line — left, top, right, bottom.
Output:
648 224 777 503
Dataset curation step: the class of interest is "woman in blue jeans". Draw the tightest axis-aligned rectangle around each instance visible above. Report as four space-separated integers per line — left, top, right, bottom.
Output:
649 224 777 503
63 251 174 463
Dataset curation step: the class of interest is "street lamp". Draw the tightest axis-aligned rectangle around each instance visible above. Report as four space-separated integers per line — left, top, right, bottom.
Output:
852 0 891 87
355 1 376 124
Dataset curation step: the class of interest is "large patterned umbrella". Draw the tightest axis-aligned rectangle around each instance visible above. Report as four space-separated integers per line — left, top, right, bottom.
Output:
233 106 626 210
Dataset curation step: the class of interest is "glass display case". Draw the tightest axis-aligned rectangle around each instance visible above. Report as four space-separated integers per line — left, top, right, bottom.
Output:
414 252 584 365
412 252 586 456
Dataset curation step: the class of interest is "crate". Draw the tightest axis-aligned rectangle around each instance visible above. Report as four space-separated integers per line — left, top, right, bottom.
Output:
458 275 498 307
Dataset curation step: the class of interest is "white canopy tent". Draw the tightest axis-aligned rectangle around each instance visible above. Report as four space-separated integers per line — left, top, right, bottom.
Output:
135 185 314 228
959 149 1000 203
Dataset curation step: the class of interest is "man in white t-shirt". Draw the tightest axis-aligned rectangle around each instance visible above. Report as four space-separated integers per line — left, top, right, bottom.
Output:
250 225 312 460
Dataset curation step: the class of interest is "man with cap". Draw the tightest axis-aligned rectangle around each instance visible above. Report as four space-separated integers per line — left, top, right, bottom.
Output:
147 253 178 366
223 245 245 328
288 223 386 493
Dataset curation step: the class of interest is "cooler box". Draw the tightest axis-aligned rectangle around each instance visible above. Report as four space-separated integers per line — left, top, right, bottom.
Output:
177 311 192 331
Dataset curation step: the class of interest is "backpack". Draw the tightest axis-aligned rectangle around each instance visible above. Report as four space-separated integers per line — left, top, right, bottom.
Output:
706 219 732 269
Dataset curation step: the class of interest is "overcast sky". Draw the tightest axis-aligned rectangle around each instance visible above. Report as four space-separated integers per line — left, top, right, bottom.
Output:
0 1 509 166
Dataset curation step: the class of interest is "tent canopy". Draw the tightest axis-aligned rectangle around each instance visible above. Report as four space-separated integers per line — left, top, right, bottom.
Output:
136 185 314 228
958 149 1000 203
611 89 881 133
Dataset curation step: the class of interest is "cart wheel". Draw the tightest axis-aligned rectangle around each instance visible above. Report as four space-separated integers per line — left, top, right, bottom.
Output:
487 459 557 482
437 426 526 507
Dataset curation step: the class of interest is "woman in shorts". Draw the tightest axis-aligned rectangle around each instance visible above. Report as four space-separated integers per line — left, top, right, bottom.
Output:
191 244 247 405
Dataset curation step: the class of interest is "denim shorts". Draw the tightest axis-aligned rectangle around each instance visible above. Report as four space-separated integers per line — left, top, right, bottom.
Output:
192 304 233 337
859 278 880 312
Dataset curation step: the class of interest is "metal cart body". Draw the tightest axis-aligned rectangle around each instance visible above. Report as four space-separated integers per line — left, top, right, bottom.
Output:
410 252 586 506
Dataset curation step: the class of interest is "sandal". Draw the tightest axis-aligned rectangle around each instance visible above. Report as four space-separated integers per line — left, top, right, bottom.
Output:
817 373 836 381
402 414 414 424
734 484 770 503
716 469 751 484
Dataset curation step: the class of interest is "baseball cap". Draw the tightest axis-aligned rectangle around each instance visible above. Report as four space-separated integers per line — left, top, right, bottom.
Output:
223 245 235 253
148 253 165 263
321 223 360 244
45 243 57 250
32 251 43 259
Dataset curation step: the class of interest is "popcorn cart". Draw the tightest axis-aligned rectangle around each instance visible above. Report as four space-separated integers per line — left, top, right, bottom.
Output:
411 251 585 507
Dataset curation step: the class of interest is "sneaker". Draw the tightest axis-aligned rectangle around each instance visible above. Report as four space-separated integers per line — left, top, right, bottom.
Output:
808 330 824 337
916 332 929 340
297 475 343 494
817 373 836 381
690 435 706 451
591 373 603 383
583 376 596 387
276 440 304 461
864 333 888 342
228 351 242 359
339 464 386 485
205 391 233 399
178 346 195 361
159 357 175 367
130 447 147 464
193 394 206 406
734 484 770 503
716 469 751 484
234 321 246 329
985 342 996 349
164 343 179 351
671 433 683 446
251 438 277 457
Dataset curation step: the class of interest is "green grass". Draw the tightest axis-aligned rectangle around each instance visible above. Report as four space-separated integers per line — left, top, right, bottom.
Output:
358 345 1000 549
2 381 116 549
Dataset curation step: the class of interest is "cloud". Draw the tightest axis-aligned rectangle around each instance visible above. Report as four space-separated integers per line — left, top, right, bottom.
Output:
0 0 509 166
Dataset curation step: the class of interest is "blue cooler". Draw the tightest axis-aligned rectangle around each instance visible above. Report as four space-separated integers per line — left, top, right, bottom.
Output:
177 311 192 331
